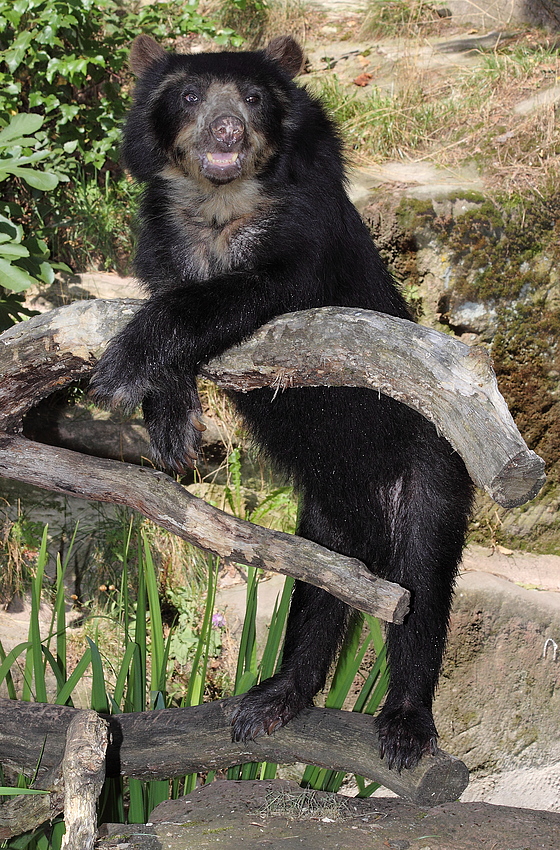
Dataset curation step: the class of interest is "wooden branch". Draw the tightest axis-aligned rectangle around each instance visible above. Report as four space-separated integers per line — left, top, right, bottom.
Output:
0 710 107 842
60 711 107 850
0 433 409 623
0 299 545 508
0 698 469 809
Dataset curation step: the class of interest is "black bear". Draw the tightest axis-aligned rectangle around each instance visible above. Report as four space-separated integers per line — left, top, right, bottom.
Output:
91 34 473 771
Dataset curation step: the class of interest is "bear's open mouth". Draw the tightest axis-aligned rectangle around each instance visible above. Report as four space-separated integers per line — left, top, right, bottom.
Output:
206 152 239 167
201 150 244 184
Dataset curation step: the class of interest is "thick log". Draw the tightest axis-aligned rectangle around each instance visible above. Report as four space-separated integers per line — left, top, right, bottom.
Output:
60 711 107 850
0 299 545 508
0 698 468 808
0 433 409 623
0 710 107 842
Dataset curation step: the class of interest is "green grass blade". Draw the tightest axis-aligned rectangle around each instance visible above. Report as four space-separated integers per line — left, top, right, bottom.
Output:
259 576 293 680
234 566 258 693
141 531 165 699
0 641 30 691
355 775 381 797
49 818 66 850
86 636 109 714
0 639 18 699
120 518 134 641
134 536 147 713
147 779 170 817
185 555 219 707
353 643 387 714
23 525 49 703
325 616 370 710
55 553 67 679
0 787 48 796
128 777 147 824
112 641 139 711
55 647 92 706
40 645 68 703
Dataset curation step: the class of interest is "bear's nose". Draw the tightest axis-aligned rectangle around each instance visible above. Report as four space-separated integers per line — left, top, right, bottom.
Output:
209 114 245 146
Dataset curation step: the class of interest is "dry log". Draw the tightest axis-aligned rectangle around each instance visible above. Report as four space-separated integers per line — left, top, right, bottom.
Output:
0 433 408 623
0 299 545 508
0 710 107 842
0 698 468 809
60 711 108 850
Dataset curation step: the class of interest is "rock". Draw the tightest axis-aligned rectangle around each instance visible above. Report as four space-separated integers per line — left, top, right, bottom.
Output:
435 569 560 810
24 272 145 314
96 779 560 849
444 0 560 30
441 294 497 336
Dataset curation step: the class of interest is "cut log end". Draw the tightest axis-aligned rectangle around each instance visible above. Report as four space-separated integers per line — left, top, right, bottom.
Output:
488 450 546 508
414 750 470 806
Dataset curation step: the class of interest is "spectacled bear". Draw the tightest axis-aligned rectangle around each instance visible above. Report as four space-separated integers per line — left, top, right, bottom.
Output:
91 33 474 771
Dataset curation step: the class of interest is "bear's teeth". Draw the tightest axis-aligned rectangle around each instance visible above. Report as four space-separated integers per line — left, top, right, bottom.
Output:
207 152 239 166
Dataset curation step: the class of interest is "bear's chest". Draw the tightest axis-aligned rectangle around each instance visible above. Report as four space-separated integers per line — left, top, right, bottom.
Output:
182 213 269 280
162 168 273 281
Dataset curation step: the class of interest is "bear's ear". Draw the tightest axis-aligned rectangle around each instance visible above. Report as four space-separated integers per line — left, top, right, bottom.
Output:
129 35 168 76
264 36 305 78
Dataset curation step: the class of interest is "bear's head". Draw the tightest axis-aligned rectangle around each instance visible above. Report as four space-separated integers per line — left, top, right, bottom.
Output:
123 35 305 187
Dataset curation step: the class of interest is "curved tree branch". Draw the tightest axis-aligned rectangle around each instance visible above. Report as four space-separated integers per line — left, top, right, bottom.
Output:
0 298 546 507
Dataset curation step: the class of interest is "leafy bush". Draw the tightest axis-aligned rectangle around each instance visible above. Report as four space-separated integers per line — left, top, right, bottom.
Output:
0 0 240 172
0 112 70 329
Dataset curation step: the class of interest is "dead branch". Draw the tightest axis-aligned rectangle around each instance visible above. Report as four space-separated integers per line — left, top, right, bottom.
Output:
60 711 108 850
0 710 107 843
0 433 408 622
0 698 468 813
0 299 545 508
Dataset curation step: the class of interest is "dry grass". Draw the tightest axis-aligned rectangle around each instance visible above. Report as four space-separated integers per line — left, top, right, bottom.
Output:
307 31 560 194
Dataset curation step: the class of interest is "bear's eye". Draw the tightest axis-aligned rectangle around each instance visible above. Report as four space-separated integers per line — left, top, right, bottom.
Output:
184 91 199 104
245 93 261 105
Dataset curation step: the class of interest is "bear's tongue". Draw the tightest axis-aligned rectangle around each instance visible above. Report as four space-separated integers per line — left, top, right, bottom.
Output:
207 152 239 167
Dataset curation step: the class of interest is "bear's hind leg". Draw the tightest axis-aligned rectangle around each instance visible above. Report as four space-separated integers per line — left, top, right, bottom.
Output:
374 449 473 771
231 504 353 742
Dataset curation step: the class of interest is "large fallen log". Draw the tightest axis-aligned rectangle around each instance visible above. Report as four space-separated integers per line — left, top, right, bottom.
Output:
0 697 469 824
0 299 546 507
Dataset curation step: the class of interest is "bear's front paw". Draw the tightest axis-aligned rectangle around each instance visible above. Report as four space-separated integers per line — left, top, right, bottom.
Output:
375 704 438 772
90 339 150 412
142 392 206 474
230 677 312 742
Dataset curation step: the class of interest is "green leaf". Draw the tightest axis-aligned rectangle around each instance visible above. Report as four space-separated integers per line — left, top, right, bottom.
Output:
0 113 43 144
4 30 34 73
0 258 37 291
0 214 21 241
0 243 30 258
12 166 59 191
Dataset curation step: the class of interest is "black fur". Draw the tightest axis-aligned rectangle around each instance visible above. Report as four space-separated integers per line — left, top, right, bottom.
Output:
91 36 474 771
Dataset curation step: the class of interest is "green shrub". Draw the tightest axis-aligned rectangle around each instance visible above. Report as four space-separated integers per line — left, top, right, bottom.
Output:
0 112 70 328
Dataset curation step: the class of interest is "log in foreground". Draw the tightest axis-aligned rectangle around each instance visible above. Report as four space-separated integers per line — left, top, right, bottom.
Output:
0 433 409 623
60 711 107 850
0 299 545 508
0 698 469 809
